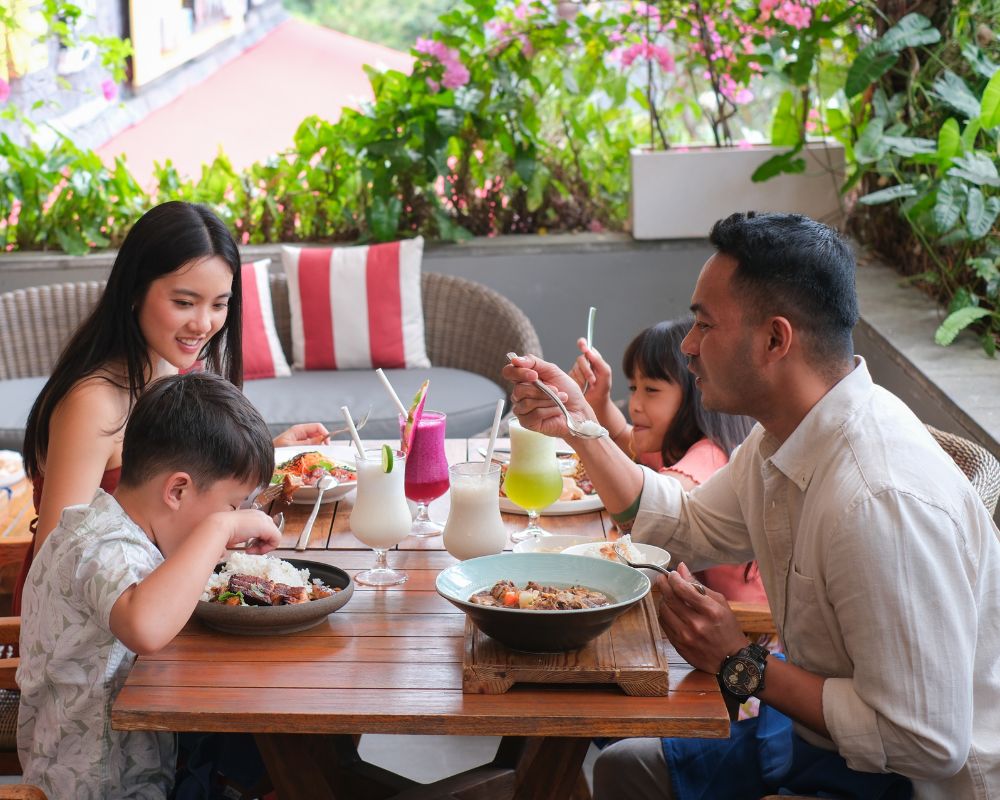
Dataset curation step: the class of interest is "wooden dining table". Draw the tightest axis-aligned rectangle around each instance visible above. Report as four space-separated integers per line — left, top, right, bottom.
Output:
112 438 730 800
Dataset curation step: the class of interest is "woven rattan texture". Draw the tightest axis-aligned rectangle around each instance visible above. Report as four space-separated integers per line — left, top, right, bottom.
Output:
0 283 105 380
0 690 16 752
927 425 1000 515
0 273 541 394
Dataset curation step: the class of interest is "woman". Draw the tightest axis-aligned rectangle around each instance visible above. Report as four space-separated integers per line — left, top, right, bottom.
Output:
16 201 327 612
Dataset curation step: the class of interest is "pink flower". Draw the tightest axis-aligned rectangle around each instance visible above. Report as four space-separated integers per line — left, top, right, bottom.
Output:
737 139 753 150
774 1 812 29
416 38 470 91
0 79 9 104
101 78 117 101
442 61 470 89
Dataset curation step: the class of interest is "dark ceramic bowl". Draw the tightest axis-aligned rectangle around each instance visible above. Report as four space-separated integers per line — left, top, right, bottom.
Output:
435 552 650 652
194 558 353 635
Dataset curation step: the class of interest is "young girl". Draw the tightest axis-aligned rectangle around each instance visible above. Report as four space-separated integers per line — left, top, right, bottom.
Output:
16 201 327 613
569 316 767 605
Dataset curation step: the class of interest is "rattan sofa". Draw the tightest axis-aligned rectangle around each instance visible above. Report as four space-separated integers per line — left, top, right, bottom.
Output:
0 272 542 450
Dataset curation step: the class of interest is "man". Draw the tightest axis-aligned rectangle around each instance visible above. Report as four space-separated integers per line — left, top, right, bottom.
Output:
503 212 1000 799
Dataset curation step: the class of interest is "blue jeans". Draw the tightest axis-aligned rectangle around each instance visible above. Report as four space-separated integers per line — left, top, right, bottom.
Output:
661 705 913 800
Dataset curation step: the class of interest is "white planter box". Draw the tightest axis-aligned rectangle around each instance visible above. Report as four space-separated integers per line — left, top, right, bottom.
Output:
630 142 846 239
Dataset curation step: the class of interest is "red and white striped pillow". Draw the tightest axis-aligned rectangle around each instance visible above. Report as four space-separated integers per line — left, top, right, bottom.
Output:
241 259 292 380
280 238 430 370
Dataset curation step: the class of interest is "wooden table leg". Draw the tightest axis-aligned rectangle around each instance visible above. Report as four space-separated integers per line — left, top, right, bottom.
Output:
512 737 591 800
255 733 417 800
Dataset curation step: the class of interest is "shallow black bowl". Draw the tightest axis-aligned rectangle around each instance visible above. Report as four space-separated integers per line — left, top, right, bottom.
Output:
194 558 353 635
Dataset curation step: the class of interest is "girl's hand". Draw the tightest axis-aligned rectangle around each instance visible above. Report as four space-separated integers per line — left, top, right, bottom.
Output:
568 337 613 407
274 422 330 447
222 509 282 554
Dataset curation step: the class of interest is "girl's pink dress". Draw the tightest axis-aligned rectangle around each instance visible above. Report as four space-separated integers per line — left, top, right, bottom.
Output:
637 439 768 604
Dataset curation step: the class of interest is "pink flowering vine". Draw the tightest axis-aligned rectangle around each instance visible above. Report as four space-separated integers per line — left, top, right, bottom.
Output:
0 79 10 104
415 38 470 91
101 78 117 101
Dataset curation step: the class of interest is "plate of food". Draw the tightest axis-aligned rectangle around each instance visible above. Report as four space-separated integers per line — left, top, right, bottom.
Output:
512 533 605 554
196 552 353 635
562 535 670 580
262 445 358 505
0 450 25 489
498 453 604 515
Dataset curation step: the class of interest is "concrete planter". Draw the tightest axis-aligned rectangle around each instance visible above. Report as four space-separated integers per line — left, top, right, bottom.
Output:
630 142 846 239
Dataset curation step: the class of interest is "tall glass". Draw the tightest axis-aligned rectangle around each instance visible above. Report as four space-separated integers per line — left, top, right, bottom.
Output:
400 410 450 537
504 419 564 542
350 448 411 586
442 462 508 560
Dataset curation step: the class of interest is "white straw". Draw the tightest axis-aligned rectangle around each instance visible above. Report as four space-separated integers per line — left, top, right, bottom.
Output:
482 398 505 474
340 405 366 459
375 368 408 418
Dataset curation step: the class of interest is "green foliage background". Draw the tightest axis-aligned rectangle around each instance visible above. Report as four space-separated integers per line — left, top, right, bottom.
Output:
284 0 457 51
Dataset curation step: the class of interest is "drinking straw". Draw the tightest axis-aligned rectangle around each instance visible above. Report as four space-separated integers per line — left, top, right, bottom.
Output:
340 405 366 459
375 368 408 418
482 398 506 474
582 305 597 393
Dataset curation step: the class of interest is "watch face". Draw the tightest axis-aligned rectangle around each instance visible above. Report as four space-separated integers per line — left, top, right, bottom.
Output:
722 656 762 696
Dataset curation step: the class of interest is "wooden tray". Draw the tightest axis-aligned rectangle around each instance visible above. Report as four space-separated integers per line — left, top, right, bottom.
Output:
462 594 670 696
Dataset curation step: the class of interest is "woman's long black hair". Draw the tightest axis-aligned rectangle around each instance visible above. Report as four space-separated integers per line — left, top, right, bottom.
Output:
22 201 244 479
622 316 755 466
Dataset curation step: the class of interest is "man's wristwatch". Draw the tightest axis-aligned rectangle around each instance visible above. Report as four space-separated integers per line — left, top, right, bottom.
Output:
717 642 769 701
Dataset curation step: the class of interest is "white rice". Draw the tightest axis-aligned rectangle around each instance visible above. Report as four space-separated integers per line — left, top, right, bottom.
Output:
569 534 644 563
201 552 310 601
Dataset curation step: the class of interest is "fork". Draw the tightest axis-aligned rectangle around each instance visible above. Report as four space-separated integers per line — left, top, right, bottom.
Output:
612 541 707 595
327 405 373 440
506 353 607 439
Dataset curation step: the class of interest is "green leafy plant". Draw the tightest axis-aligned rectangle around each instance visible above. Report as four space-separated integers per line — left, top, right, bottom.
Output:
846 7 1000 355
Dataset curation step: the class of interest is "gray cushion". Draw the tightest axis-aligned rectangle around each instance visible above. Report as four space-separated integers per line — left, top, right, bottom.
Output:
243 368 505 440
0 369 504 453
0 376 45 451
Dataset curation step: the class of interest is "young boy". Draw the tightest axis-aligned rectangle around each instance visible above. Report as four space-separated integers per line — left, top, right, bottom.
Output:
17 372 281 799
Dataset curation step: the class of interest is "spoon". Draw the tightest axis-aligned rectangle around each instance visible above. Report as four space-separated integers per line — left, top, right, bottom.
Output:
295 475 337 551
612 541 706 595
506 353 607 440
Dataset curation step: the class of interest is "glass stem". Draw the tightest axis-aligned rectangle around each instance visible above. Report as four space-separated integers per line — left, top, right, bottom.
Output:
373 548 388 571
414 502 430 522
527 510 539 529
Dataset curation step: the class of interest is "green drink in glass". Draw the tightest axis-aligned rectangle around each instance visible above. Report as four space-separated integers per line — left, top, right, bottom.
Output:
505 419 564 542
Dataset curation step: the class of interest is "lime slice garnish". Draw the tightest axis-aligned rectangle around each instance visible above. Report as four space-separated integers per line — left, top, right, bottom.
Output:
381 444 393 473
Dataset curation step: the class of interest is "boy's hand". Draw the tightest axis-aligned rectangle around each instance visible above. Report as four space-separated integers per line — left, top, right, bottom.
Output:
222 509 282 554
568 337 613 407
274 422 330 447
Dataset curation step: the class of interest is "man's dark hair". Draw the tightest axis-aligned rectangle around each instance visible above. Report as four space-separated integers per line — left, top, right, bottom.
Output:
709 212 859 369
119 372 273 490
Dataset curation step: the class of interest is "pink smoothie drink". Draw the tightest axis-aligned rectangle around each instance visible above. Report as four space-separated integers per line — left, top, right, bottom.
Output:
401 411 450 503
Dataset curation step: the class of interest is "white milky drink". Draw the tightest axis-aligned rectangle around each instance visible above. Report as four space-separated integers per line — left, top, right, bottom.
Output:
442 462 507 560
351 449 412 550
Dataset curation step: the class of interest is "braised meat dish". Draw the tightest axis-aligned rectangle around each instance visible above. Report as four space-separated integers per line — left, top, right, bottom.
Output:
469 579 610 610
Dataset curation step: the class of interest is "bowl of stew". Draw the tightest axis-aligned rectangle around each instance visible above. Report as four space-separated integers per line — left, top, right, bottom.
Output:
435 552 650 652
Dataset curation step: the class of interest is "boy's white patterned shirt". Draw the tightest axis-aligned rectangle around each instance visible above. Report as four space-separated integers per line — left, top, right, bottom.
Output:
17 489 176 799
